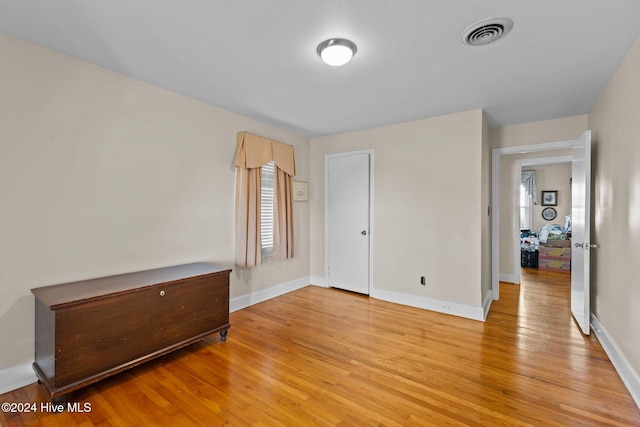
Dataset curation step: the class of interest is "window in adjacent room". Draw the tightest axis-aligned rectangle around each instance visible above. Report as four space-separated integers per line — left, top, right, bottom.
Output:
520 170 536 232
520 183 533 231
261 161 275 257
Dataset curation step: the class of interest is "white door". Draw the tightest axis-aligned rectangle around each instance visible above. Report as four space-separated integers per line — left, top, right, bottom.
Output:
571 130 592 335
326 152 371 294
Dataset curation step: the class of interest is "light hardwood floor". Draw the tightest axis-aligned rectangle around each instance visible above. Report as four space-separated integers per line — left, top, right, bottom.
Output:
2 269 639 426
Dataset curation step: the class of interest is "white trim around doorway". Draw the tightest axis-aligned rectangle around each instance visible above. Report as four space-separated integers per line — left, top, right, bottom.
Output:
491 140 573 300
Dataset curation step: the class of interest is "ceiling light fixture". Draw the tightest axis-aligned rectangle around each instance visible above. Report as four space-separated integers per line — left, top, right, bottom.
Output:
317 38 357 66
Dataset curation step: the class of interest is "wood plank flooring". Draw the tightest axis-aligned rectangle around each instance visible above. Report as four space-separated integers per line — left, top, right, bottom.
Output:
2 269 639 426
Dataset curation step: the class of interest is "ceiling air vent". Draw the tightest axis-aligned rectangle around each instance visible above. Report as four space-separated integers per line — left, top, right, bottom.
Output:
461 17 513 46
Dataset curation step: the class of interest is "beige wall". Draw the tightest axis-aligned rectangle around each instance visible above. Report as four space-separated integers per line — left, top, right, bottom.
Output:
0 34 310 369
490 117 587 279
531 164 572 233
490 115 588 149
588 37 640 377
310 110 485 309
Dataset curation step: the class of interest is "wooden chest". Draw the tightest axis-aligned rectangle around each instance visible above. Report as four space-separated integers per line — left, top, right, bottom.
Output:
31 263 231 399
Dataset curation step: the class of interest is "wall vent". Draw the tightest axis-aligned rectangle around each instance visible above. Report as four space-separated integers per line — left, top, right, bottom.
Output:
462 17 513 46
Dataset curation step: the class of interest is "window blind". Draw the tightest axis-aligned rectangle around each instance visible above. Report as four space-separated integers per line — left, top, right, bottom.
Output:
261 161 275 256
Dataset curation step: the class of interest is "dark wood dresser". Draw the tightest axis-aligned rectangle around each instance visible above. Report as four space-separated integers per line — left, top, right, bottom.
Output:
31 262 231 399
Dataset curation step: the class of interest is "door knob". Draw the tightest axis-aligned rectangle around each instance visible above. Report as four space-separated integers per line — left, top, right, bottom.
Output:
361 230 367 235
575 242 598 249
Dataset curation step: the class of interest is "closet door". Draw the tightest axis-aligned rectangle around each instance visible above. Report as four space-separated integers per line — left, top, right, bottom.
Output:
326 151 372 294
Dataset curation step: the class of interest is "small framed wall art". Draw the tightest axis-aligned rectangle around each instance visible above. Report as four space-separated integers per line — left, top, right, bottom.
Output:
541 190 558 206
293 181 308 202
542 207 557 221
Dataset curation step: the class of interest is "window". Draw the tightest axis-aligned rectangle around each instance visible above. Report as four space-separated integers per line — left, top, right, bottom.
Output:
234 132 295 267
520 170 536 232
261 161 275 257
520 183 533 231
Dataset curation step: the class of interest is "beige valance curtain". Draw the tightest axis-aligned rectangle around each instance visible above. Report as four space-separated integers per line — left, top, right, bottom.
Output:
235 132 295 267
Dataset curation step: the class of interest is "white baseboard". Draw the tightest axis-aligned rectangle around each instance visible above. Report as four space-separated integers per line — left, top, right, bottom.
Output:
482 292 493 320
370 288 486 322
499 273 518 284
0 362 37 395
229 276 310 313
591 314 640 408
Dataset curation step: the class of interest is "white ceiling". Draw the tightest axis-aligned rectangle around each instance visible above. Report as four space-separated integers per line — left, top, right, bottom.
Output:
1 0 640 138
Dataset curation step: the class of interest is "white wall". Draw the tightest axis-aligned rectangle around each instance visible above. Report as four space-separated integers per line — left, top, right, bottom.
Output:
310 110 486 317
0 34 310 374
588 36 640 395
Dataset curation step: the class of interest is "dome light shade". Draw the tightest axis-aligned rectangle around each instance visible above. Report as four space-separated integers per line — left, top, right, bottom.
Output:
317 38 357 66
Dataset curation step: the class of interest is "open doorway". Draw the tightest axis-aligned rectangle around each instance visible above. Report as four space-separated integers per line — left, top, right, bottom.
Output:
515 156 572 286
491 131 592 336
491 139 573 300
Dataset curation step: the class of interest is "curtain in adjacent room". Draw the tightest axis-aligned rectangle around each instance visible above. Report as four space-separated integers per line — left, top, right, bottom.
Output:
521 170 537 204
234 132 295 267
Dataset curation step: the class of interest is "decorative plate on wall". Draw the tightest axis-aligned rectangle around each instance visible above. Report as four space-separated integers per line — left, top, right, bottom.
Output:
542 207 557 221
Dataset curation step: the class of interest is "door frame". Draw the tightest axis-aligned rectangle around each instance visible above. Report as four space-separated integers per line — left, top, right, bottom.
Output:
491 140 574 300
324 149 375 294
